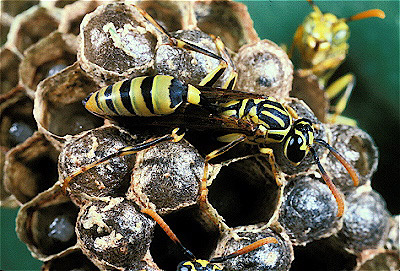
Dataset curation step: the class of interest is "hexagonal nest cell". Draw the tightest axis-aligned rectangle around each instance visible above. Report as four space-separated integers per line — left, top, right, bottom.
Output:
1 1 398 271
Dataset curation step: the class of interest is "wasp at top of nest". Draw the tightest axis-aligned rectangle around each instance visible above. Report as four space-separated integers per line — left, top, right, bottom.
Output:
289 0 385 124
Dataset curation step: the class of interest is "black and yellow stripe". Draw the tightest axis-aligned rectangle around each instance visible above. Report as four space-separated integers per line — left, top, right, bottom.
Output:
219 97 292 144
84 75 202 118
177 259 222 271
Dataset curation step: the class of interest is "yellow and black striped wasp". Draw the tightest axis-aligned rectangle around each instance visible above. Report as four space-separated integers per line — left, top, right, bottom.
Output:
140 208 278 271
63 4 358 236
289 0 385 124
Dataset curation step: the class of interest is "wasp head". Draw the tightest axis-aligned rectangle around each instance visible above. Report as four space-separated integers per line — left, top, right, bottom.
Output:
301 5 350 68
299 0 384 70
177 259 222 271
283 119 315 165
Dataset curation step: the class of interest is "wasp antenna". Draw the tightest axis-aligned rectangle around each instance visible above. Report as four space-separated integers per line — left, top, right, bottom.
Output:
314 139 359 186
140 208 196 261
136 5 174 39
307 0 321 14
309 146 345 217
346 9 385 22
209 237 278 263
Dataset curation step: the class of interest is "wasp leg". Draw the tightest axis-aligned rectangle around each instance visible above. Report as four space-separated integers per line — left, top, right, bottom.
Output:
197 34 238 89
198 59 229 88
199 135 247 233
284 104 299 120
210 236 278 263
297 55 344 80
325 73 356 125
62 128 185 194
137 5 226 64
208 34 238 90
141 208 196 261
137 5 237 90
258 147 284 187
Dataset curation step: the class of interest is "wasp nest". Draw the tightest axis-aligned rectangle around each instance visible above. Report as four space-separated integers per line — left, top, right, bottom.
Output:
1 1 398 271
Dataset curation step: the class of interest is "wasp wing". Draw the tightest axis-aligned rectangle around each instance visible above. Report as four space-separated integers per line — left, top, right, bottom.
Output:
196 86 268 104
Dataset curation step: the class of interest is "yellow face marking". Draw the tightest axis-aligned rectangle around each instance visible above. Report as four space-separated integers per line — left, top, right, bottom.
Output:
308 128 314 146
195 259 211 267
180 261 196 270
300 9 349 70
180 260 221 271
294 129 308 152
332 21 350 45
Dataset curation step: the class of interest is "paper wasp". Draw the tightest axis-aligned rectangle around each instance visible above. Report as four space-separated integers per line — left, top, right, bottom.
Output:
62 5 359 244
289 0 385 123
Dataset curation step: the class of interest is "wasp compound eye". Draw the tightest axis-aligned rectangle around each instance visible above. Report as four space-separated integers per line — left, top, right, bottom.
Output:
284 134 307 164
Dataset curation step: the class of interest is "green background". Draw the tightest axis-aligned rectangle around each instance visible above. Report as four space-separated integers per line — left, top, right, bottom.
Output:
1 1 399 270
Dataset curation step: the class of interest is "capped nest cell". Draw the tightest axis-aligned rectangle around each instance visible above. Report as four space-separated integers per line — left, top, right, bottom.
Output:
234 39 293 98
75 197 156 270
1 1 398 271
212 226 293 271
58 125 139 206
127 139 204 214
278 175 342 246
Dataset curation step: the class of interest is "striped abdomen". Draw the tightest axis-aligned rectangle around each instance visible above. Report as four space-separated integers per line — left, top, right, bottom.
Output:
177 260 222 271
219 98 292 143
84 75 201 117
